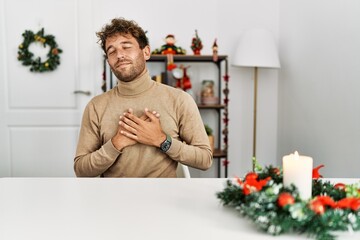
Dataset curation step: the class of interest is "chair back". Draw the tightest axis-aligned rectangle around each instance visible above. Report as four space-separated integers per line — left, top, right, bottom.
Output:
176 163 191 178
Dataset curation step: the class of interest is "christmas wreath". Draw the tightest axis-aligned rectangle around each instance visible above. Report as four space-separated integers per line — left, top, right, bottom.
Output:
217 160 360 240
17 28 62 72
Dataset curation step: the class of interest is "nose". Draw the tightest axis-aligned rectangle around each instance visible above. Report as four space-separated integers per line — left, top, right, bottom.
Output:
116 51 125 60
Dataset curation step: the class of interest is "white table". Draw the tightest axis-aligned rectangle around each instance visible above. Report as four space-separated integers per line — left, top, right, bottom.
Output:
0 178 359 240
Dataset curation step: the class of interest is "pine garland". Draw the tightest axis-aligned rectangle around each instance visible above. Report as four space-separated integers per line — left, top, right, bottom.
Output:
17 28 62 72
217 164 360 240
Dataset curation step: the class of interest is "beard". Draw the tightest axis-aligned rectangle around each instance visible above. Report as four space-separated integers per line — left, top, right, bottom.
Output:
110 53 146 82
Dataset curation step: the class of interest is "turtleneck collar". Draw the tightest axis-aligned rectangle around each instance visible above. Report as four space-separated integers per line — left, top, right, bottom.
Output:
116 70 154 96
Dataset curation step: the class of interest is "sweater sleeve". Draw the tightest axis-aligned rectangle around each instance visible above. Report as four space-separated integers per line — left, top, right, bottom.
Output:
165 92 213 170
74 101 121 177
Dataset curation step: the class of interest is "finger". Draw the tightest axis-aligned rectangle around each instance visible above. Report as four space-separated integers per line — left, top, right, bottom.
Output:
144 108 158 122
149 110 160 118
120 129 138 140
122 108 135 120
140 109 160 121
123 112 142 125
118 119 128 132
119 120 138 134
119 115 133 127
120 108 133 120
153 111 160 118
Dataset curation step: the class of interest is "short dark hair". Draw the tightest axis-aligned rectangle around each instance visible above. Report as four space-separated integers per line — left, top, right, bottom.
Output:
96 17 149 55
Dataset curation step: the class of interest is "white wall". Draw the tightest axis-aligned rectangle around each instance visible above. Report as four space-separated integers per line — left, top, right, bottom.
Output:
278 0 360 177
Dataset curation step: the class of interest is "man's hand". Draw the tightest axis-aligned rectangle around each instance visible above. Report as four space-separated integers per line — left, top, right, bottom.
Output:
111 108 160 151
119 108 166 148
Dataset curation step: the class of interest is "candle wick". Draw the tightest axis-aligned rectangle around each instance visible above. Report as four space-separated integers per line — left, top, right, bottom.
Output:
294 151 300 160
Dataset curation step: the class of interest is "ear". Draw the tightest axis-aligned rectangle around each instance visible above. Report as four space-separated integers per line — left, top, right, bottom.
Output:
143 45 151 60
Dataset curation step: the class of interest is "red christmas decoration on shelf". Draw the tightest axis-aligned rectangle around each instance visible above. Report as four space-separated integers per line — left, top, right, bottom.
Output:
191 30 203 55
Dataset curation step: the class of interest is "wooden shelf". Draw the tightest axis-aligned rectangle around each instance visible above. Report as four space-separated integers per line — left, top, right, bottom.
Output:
149 54 227 63
213 149 227 158
147 54 229 178
197 104 225 109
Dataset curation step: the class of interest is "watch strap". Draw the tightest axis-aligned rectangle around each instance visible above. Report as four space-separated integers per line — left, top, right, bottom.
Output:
160 134 172 152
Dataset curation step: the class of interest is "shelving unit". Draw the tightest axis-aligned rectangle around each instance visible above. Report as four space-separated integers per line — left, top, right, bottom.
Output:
147 55 229 177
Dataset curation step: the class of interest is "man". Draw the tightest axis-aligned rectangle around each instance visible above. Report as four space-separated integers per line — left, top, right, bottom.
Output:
74 17 212 177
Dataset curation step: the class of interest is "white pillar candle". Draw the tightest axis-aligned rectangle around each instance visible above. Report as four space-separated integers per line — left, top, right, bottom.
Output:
282 151 313 200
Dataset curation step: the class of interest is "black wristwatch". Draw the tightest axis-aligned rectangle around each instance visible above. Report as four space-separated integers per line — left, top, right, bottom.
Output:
159 134 172 153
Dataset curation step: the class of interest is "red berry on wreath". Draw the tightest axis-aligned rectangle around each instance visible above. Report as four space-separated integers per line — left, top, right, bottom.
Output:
309 199 325 214
277 192 295 208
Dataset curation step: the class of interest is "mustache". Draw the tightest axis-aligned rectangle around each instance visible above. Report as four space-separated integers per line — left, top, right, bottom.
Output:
115 58 132 66
115 58 132 64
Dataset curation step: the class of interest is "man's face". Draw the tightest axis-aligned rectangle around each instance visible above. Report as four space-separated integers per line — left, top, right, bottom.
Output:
105 33 150 82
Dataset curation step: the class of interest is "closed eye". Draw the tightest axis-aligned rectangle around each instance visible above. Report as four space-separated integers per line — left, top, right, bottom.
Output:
108 50 116 56
122 45 132 50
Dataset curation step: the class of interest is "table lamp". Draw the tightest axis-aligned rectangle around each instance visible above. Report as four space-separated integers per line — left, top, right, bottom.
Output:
232 28 280 170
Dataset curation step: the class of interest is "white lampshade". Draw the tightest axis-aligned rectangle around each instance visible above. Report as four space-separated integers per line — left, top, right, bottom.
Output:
232 28 280 68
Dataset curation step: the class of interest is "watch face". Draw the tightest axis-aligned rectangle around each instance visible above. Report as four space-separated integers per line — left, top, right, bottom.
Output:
160 135 172 152
161 141 171 152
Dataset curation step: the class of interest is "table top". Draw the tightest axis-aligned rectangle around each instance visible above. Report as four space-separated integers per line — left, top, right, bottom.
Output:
0 178 359 240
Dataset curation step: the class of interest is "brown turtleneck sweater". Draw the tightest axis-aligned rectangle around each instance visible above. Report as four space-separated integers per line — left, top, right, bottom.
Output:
74 71 212 177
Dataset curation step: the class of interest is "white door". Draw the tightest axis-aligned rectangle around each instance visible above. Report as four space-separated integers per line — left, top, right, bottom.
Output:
0 0 99 177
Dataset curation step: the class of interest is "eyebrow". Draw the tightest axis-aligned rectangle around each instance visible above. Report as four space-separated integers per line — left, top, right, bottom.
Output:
106 41 134 53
